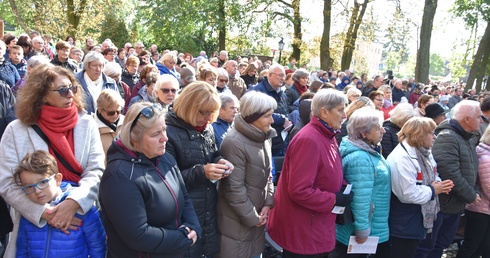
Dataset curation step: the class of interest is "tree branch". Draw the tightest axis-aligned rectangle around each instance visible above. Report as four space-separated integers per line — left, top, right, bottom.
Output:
276 0 293 9
272 11 294 22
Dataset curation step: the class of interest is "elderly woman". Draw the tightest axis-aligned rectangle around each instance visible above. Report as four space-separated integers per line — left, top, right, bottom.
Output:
153 74 179 108
75 51 118 114
0 64 105 258
335 96 375 146
121 56 140 91
268 89 352 257
94 89 125 157
216 68 232 94
69 47 84 71
131 64 158 97
128 72 158 109
414 94 434 117
212 93 239 149
165 81 234 258
157 52 180 80
99 102 201 257
216 91 275 258
387 117 453 258
285 68 309 112
346 88 361 104
333 107 391 258
380 103 415 158
378 85 394 120
240 62 258 87
198 64 218 88
368 90 384 112
103 62 132 113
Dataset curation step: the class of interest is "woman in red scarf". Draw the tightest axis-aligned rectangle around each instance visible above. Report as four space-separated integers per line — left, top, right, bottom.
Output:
0 64 105 258
285 68 309 113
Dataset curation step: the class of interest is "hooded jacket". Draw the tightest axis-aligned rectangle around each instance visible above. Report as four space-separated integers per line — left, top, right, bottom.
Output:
336 76 351 91
100 140 202 258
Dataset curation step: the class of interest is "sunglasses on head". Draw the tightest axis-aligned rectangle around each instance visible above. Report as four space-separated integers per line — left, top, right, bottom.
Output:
161 88 177 94
130 104 163 133
50 85 78 97
103 108 122 116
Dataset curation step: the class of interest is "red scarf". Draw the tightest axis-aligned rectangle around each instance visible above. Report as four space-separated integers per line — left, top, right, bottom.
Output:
37 104 83 183
193 124 207 133
294 82 308 94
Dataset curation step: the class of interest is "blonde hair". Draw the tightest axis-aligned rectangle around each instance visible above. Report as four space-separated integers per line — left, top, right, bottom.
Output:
398 117 436 148
345 97 374 119
97 89 125 109
14 150 59 185
173 81 220 126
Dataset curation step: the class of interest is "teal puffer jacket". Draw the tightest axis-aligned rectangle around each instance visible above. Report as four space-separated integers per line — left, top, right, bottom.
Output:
336 138 391 245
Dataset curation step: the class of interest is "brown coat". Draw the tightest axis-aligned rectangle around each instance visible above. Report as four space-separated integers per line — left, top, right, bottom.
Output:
216 115 276 258
93 114 124 161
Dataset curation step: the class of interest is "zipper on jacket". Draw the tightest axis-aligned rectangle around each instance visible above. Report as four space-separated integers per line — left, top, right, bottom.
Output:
44 225 52 258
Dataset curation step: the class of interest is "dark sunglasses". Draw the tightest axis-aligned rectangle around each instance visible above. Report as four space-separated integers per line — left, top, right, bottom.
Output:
219 79 229 83
130 104 162 133
161 88 177 94
51 85 78 97
103 108 122 116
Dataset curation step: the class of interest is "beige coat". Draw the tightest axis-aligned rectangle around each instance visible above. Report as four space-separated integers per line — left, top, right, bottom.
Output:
216 115 275 258
93 113 124 160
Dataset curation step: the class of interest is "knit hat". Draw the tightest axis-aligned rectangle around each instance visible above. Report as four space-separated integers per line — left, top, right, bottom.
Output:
425 103 449 119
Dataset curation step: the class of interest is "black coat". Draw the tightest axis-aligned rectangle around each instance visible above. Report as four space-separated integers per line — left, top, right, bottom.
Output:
165 110 221 257
50 56 79 73
100 140 202 258
381 120 400 159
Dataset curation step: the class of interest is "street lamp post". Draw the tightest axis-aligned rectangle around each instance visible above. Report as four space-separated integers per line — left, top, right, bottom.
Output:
278 38 284 65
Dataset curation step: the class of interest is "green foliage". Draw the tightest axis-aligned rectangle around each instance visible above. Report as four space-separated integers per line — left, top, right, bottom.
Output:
429 53 446 76
98 13 130 48
447 52 470 81
452 0 490 28
382 8 411 65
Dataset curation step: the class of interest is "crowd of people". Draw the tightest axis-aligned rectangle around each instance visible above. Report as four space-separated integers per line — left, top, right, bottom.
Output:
0 31 488 258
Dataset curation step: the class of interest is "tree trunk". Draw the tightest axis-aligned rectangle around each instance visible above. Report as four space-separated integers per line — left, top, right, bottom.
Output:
466 19 490 92
320 0 333 70
415 0 437 84
218 0 226 52
8 0 31 33
341 0 368 71
290 0 302 64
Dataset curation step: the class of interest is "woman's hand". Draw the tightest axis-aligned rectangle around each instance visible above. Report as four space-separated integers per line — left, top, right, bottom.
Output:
184 226 197 245
256 206 271 227
217 159 234 178
204 162 230 181
355 236 368 244
48 199 82 234
431 179 454 195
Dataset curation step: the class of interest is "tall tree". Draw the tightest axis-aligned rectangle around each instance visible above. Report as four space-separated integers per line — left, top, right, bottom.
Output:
452 0 490 91
320 0 333 70
415 0 437 84
341 0 369 71
274 0 303 63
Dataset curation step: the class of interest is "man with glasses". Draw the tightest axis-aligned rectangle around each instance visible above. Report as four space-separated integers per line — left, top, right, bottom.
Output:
51 41 78 73
249 64 291 156
134 42 145 56
29 36 50 60
224 60 246 99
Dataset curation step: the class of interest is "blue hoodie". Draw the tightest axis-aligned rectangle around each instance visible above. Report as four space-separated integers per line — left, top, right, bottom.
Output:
336 76 351 91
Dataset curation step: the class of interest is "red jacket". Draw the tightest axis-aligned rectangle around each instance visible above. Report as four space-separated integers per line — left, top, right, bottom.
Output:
267 117 343 254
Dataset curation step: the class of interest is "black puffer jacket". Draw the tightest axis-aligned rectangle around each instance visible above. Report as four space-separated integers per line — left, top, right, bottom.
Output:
100 140 202 258
433 119 479 214
381 120 400 159
50 55 79 73
165 110 221 257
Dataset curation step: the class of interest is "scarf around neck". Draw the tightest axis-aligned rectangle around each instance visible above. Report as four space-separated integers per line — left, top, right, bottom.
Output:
414 146 439 232
37 104 83 183
294 81 308 94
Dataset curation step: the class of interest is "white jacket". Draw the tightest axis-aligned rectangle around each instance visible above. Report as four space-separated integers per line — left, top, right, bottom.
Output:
387 140 441 204
0 111 105 258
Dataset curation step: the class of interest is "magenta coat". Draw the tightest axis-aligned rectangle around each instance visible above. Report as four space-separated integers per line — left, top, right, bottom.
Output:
267 116 343 255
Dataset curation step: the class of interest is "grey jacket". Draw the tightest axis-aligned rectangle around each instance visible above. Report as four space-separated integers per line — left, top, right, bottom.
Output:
432 119 478 214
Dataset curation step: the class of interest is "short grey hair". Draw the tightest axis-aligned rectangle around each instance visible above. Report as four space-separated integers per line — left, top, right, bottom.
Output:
240 91 277 120
180 66 196 84
103 62 122 77
347 107 383 141
389 103 415 128
453 100 481 121
27 55 50 68
217 68 229 78
268 64 285 76
346 88 362 99
153 74 179 94
219 92 239 109
292 68 309 81
83 51 106 71
311 89 347 116
119 102 166 152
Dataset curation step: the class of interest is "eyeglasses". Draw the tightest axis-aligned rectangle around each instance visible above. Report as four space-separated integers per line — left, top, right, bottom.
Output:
22 174 55 195
219 79 229 83
161 88 177 94
199 110 214 117
50 85 78 97
130 104 162 133
271 72 285 78
103 108 122 116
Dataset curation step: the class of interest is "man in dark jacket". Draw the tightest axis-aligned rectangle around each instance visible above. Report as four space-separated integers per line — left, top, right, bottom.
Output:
249 64 291 156
50 41 78 73
415 100 482 258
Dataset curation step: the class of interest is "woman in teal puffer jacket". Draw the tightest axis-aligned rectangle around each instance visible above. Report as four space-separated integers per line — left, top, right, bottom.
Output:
332 107 391 258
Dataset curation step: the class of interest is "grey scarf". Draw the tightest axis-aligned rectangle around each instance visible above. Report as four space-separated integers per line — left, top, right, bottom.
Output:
416 147 439 232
